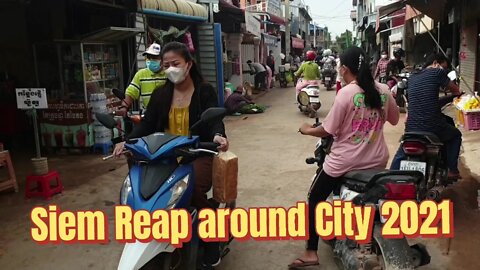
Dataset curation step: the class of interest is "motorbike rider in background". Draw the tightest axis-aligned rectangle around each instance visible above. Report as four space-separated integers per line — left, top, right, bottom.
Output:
390 53 462 179
294 50 321 97
386 48 406 89
289 46 399 269
320 49 336 83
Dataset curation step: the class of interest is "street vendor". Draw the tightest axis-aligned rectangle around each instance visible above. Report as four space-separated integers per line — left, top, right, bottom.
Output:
224 86 255 115
123 42 167 110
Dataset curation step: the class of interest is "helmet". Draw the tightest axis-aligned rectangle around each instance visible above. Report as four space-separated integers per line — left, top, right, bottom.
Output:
393 48 405 58
323 49 332 57
306 50 316 61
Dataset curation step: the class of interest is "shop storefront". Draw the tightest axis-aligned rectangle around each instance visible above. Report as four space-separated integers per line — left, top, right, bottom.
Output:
459 0 479 92
0 0 137 151
1 0 223 151
216 0 245 91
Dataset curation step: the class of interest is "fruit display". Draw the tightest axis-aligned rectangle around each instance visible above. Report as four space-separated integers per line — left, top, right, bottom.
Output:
454 94 480 111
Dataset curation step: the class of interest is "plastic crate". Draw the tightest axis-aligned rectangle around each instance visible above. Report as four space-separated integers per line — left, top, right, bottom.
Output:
463 111 480 130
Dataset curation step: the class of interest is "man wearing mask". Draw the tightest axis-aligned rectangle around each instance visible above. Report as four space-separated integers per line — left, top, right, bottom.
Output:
374 50 390 83
124 43 167 110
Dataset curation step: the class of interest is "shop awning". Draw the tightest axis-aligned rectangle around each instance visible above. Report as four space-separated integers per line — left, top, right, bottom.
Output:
292 37 304 49
82 27 144 42
268 13 287 25
379 1 405 19
140 0 208 23
263 33 278 46
378 0 447 22
406 0 447 22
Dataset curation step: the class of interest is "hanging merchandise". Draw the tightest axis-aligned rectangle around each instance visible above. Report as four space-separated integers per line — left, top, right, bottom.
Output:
183 31 195 53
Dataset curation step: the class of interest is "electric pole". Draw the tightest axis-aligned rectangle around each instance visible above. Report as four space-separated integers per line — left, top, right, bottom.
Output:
285 0 291 54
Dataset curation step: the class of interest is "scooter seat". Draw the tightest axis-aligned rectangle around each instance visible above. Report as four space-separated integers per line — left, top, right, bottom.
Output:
402 132 442 145
343 169 386 184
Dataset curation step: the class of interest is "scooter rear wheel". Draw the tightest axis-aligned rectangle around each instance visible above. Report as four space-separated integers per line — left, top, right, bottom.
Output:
141 251 182 270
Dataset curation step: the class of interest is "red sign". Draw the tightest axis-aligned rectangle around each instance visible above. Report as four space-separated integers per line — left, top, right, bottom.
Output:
292 37 304 49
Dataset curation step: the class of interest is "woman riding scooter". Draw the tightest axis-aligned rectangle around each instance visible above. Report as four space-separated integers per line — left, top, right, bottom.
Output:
289 46 400 268
113 41 229 267
294 50 320 98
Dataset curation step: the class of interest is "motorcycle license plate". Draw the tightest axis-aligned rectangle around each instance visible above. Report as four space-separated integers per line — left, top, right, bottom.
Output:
325 77 331 81
310 97 320 103
400 160 426 176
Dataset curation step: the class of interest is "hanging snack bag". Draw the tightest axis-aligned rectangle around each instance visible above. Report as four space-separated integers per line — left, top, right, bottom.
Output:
212 151 238 203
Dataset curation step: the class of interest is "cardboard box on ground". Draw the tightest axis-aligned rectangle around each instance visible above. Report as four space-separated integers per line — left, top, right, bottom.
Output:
212 151 238 203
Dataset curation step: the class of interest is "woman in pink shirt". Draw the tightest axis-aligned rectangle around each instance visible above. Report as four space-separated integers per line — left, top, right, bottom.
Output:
289 47 399 269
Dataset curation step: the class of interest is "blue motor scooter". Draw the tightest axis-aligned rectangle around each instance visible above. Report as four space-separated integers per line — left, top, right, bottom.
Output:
96 107 235 270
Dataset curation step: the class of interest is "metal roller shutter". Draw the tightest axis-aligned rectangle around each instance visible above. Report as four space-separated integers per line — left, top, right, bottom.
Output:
459 22 478 92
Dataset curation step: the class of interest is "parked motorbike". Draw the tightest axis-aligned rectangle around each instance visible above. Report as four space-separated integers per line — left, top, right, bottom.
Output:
278 64 297 88
96 108 235 270
305 123 430 270
296 79 321 118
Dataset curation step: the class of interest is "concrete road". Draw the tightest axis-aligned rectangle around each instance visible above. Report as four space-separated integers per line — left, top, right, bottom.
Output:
217 86 340 270
1 85 480 269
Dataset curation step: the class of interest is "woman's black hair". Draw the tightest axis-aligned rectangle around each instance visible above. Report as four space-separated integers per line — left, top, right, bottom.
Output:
340 46 382 110
161 41 205 83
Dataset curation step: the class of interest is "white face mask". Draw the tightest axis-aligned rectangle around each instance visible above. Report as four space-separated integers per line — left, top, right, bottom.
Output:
381 54 388 59
165 66 188 84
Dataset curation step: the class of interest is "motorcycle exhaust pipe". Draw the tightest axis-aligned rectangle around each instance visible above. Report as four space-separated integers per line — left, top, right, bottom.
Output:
426 186 445 202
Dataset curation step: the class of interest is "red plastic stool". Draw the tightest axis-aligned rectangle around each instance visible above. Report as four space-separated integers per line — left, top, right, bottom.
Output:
25 171 63 200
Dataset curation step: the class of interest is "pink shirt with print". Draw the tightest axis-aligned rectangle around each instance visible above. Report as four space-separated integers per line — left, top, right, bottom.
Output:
322 82 399 178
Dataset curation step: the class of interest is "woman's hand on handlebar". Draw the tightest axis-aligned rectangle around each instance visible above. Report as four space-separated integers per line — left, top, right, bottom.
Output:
113 142 126 157
213 135 229 152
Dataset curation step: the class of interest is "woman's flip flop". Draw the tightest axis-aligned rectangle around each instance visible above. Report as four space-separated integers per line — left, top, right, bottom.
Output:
288 258 320 269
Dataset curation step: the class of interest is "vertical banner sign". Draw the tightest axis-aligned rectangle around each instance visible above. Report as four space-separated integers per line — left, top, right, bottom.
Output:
16 88 48 158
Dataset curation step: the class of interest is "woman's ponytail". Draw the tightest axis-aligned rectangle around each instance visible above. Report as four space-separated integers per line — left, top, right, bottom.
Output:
340 47 382 110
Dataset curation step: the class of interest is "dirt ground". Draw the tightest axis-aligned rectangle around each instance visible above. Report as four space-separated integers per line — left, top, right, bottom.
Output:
0 85 479 269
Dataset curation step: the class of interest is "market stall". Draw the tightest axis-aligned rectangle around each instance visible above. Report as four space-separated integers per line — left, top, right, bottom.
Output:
453 94 480 131
34 27 142 151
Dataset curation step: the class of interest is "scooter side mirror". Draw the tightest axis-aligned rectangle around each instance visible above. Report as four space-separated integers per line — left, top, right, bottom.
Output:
200 107 227 123
95 113 117 129
189 107 227 137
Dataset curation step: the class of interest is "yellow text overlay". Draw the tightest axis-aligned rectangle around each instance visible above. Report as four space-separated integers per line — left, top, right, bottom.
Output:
30 200 454 245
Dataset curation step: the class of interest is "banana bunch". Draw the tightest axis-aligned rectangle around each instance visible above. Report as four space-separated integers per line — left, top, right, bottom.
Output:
463 97 480 110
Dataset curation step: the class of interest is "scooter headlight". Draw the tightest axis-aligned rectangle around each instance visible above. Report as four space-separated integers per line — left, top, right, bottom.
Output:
166 175 190 209
120 175 132 205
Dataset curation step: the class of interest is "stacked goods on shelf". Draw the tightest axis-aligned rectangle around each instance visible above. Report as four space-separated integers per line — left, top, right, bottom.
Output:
90 93 112 144
453 94 480 130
